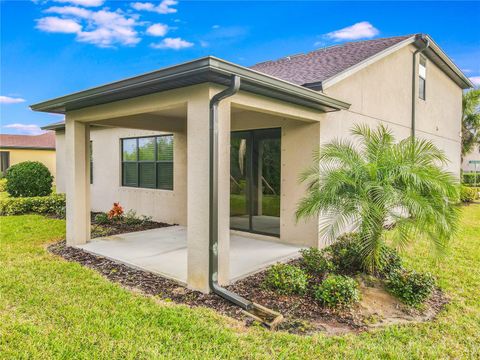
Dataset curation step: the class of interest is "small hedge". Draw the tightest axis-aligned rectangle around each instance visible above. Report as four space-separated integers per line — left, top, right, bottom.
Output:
300 247 335 275
324 233 403 276
5 161 53 197
460 185 479 203
462 173 480 186
386 270 435 307
264 263 309 295
0 178 7 192
0 193 65 216
314 274 360 308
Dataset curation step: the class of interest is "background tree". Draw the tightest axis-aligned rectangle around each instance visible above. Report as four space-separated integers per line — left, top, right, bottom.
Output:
461 89 480 158
296 124 460 273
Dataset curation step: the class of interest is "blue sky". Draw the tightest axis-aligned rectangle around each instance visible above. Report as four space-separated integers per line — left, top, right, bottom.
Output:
1 0 479 135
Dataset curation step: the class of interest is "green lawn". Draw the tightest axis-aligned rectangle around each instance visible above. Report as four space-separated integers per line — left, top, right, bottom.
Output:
1 206 479 359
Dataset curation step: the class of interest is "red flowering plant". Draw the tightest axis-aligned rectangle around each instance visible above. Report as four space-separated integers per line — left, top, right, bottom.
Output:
108 202 124 220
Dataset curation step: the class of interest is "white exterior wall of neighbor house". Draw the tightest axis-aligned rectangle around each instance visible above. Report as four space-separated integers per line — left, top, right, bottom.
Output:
322 44 463 177
462 144 480 172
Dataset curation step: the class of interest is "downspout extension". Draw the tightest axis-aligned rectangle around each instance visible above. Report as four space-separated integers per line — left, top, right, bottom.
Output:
209 75 253 310
411 34 430 137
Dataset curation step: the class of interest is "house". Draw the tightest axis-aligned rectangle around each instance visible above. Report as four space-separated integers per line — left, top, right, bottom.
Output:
462 144 480 173
35 34 472 294
0 132 56 177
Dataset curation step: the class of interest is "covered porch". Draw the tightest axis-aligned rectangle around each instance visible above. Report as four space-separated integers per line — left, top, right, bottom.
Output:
77 226 303 284
32 57 349 293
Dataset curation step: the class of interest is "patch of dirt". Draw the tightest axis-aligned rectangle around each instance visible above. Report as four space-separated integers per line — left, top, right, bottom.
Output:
47 242 448 336
355 275 448 328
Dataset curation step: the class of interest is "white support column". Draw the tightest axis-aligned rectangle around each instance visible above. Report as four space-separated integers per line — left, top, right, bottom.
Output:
186 86 231 293
65 117 91 246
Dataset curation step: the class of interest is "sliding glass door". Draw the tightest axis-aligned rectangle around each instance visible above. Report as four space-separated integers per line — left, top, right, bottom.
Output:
230 128 281 236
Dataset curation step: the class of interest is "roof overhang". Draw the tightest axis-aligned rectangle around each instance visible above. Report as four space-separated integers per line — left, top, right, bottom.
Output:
31 56 350 115
320 34 473 90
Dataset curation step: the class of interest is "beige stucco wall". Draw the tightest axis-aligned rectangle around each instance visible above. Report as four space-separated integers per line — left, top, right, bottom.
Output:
2 148 56 179
56 126 187 226
322 44 463 177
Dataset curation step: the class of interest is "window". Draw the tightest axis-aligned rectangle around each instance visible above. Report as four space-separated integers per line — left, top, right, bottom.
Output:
419 56 426 100
0 151 10 175
121 135 174 190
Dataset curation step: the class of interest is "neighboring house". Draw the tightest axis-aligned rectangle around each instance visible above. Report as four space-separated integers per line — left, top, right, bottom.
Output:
462 143 480 172
35 34 472 293
0 132 56 178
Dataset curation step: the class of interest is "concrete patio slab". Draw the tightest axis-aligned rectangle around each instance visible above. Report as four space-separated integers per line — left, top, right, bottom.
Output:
76 226 303 285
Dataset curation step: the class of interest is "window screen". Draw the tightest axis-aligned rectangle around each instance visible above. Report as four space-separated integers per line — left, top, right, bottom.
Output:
121 135 174 190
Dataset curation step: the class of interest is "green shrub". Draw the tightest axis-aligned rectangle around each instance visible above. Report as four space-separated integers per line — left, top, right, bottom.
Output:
300 247 335 275
0 178 7 192
323 234 363 274
264 264 309 295
5 161 53 197
460 185 476 203
314 274 360 308
324 233 403 276
386 270 435 307
0 193 65 216
378 246 404 276
94 213 110 225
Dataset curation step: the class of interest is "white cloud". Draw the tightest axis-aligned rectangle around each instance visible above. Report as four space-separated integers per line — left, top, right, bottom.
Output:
3 124 45 135
212 24 220 29
76 10 140 47
53 0 105 7
45 5 92 18
325 21 379 41
131 0 178 14
37 8 141 47
150 37 193 50
146 23 168 36
470 76 480 87
0 96 26 104
36 16 82 33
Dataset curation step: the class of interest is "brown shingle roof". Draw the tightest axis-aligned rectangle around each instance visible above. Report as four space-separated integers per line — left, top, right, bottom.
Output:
0 132 56 149
250 35 414 88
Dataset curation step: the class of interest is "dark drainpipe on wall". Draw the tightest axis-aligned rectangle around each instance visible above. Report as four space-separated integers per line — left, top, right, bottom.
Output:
411 34 430 138
208 75 253 310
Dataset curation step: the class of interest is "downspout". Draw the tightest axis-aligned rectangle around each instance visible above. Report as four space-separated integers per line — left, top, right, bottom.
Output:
411 34 430 137
209 75 253 310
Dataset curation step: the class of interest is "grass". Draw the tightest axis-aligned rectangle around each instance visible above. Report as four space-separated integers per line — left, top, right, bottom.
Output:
1 206 479 359
230 194 280 217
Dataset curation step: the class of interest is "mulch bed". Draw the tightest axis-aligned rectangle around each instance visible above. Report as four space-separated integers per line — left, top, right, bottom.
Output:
46 218 449 335
90 212 172 237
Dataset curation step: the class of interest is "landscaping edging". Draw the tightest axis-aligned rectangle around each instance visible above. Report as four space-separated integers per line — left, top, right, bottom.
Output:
47 241 449 335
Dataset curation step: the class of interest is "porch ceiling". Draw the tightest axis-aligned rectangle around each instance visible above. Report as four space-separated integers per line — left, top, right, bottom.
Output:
31 56 350 115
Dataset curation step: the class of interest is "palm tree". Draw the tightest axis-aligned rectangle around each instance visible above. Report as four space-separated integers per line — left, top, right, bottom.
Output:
296 124 460 273
462 89 480 158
